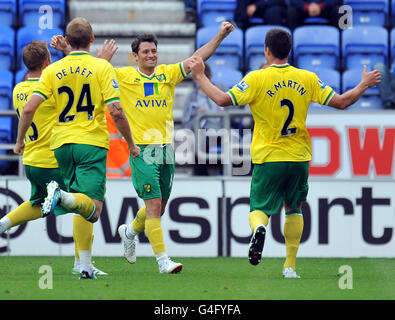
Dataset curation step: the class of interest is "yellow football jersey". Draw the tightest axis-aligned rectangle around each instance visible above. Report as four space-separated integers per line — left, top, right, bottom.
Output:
114 63 187 144
13 78 58 168
33 51 120 150
227 64 335 164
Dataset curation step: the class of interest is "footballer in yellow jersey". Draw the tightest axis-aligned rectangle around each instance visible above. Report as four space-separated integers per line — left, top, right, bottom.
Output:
114 62 186 145
86 23 235 274
13 78 58 168
32 51 120 151
227 63 335 164
189 28 381 278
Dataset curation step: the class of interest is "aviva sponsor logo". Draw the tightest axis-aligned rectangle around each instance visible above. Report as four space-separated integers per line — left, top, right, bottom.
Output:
136 82 168 107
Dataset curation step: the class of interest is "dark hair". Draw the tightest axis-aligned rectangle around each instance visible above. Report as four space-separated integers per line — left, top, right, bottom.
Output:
66 17 93 49
264 28 292 60
22 40 50 72
131 34 158 53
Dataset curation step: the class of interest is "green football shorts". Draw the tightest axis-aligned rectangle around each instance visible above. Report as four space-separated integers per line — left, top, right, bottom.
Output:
54 144 107 201
250 161 309 215
130 144 175 200
24 165 69 216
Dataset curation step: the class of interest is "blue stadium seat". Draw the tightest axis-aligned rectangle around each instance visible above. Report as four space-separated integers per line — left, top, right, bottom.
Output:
342 68 383 110
15 68 27 83
390 28 395 65
197 0 236 26
19 0 65 27
245 25 292 71
17 26 64 69
342 26 388 70
0 117 12 142
308 68 340 111
344 0 388 26
0 26 14 70
0 69 13 110
293 26 340 70
0 0 17 27
211 67 243 89
197 26 243 69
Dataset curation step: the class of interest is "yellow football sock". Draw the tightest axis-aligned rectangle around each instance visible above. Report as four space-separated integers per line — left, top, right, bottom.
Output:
73 215 94 260
132 206 146 233
145 218 165 255
68 193 96 221
283 213 304 270
249 210 269 232
7 201 42 227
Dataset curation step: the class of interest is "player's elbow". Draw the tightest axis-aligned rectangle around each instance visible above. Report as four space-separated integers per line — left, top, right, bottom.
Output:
327 93 348 110
216 94 233 107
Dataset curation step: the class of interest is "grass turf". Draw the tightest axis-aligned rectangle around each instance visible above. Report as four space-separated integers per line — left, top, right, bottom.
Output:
0 256 394 300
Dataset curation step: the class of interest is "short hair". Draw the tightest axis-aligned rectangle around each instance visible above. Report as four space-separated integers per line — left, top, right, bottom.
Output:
22 40 50 72
131 34 158 53
264 28 292 60
66 17 93 49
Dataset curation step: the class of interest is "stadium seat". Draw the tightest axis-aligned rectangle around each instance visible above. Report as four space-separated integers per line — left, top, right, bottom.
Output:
211 67 243 89
0 0 17 27
308 68 340 111
390 28 395 65
293 26 340 70
197 0 236 26
197 26 243 69
342 68 383 110
15 68 27 83
19 0 65 27
0 26 14 70
0 69 13 110
342 26 388 70
344 0 388 26
0 117 12 142
17 26 64 69
245 25 292 71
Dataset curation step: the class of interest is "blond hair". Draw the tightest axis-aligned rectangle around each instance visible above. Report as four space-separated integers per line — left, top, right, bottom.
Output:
66 17 93 49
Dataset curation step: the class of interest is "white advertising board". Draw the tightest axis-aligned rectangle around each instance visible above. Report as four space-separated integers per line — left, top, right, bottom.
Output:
0 179 394 258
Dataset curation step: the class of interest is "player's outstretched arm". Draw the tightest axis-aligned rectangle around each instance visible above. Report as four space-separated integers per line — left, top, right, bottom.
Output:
328 65 381 109
189 56 232 107
14 95 43 155
183 21 235 74
107 101 141 158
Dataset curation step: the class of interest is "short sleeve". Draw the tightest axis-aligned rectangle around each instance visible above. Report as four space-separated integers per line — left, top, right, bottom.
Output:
100 61 121 105
311 73 336 106
167 62 187 86
33 67 53 100
226 71 259 106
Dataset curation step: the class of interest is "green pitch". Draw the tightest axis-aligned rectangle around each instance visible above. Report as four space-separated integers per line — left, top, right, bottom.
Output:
0 256 394 300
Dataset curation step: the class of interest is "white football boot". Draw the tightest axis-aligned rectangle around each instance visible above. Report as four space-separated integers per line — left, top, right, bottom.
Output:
118 224 137 264
282 267 301 279
158 258 183 274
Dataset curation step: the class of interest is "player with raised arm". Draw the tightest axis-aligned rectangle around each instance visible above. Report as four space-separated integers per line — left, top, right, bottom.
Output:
188 28 381 278
51 21 235 274
0 40 107 277
14 17 140 279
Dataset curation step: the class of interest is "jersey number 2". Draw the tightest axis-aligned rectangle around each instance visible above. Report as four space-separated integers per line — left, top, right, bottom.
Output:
58 84 95 123
280 99 297 136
